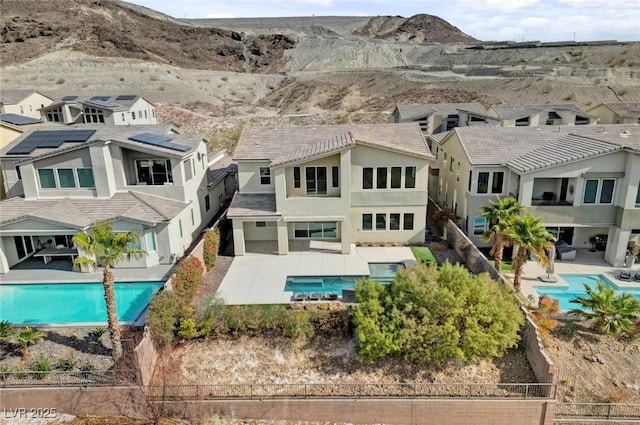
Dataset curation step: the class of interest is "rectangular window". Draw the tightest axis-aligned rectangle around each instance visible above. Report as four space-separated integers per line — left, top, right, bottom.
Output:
293 167 301 188
256 221 277 228
131 112 136 120
38 169 56 189
362 214 372 231
144 110 148 119
403 213 414 230
477 172 489 194
293 222 336 238
443 152 448 167
15 165 21 180
491 172 504 194
636 183 640 204
57 168 76 188
376 213 386 230
456 162 460 182
259 167 271 185
306 166 327 195
138 111 143 118
450 157 454 172
184 159 193 181
77 168 94 188
191 208 195 226
468 171 472 192
390 167 402 189
363 167 373 189
136 159 172 185
390 213 400 230
145 232 157 252
583 179 598 204
205 194 211 211
122 113 125 121
191 158 196 176
179 219 183 238
473 217 487 235
332 166 339 188
377 167 387 189
405 167 416 189
599 179 615 204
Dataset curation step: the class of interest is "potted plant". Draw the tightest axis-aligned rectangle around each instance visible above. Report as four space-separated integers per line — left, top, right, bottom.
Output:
626 246 640 268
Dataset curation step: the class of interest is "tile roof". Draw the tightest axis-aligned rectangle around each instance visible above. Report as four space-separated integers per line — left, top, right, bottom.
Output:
207 151 237 187
271 133 356 167
227 193 278 218
0 90 51 104
0 124 197 161
394 103 486 121
234 124 432 162
0 191 188 229
601 103 640 118
489 103 588 120
447 124 640 169
42 95 151 112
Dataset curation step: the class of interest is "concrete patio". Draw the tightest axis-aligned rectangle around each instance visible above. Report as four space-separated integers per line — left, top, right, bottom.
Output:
216 241 415 305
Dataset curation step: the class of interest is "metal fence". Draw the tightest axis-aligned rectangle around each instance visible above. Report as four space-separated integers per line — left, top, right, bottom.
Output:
145 382 556 401
0 370 132 388
556 403 640 420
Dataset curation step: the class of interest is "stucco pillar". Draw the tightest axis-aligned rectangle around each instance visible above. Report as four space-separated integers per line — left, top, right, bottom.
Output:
519 175 534 207
232 219 245 256
0 237 9 274
277 220 288 255
21 163 38 200
341 218 351 254
89 143 117 199
605 227 629 267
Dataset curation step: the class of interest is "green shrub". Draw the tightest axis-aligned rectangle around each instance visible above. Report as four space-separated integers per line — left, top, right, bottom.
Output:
173 257 204 303
0 365 9 381
203 228 221 270
0 320 13 341
57 354 78 371
284 311 314 342
30 355 52 379
89 327 107 340
147 290 180 351
14 364 26 379
81 361 95 372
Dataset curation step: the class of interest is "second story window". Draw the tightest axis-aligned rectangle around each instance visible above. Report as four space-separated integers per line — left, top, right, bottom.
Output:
491 172 504 194
37 168 95 189
478 172 490 194
38 169 56 189
46 108 63 122
405 167 416 189
306 166 327 195
363 167 373 189
376 167 387 189
293 167 301 188
391 167 402 189
136 159 172 185
259 167 271 185
584 178 615 204
332 166 339 188
636 183 640 205
84 108 104 124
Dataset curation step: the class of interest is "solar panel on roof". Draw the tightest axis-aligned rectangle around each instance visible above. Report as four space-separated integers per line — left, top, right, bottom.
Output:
115 95 136 101
66 129 96 141
128 133 190 153
90 96 110 101
62 95 78 101
0 113 42 126
85 99 121 109
6 129 97 155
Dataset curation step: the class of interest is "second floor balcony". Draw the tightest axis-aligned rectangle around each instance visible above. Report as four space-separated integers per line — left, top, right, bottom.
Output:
530 177 576 206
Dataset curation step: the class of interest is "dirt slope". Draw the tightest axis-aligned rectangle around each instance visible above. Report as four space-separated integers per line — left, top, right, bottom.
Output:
354 14 477 43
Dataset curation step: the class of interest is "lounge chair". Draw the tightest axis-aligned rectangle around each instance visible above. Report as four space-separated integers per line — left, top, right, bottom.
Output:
293 293 308 301
308 292 322 301
324 292 338 301
558 249 576 261
634 273 640 282
619 272 631 281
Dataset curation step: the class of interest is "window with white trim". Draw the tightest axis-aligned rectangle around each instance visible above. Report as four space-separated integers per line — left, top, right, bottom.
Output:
473 217 487 235
136 159 172 185
256 221 277 228
583 178 615 204
259 167 271 185
306 166 327 195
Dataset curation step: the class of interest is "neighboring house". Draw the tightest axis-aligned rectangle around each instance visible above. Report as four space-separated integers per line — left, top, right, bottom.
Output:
487 104 597 127
0 90 55 120
228 124 433 256
390 103 490 136
587 102 640 124
0 125 235 274
431 124 640 267
41 95 157 126
0 114 46 200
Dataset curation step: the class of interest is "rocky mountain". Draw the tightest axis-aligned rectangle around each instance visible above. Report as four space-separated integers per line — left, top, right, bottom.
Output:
353 14 477 43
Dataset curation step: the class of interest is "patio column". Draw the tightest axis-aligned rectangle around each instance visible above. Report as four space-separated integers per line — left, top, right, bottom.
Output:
232 219 245 256
277 220 288 255
605 227 630 267
0 237 8 274
341 218 351 254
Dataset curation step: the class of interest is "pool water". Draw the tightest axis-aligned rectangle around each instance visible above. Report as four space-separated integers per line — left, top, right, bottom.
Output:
284 263 401 297
0 281 164 325
533 274 640 311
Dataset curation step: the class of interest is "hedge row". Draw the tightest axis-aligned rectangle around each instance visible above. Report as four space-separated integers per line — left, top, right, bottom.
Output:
203 228 220 270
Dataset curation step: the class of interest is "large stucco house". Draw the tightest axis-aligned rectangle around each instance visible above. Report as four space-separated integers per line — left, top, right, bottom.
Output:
0 125 237 274
228 124 433 256
587 103 640 124
390 103 490 136
0 90 55 120
41 95 157 126
487 104 597 127
430 124 640 267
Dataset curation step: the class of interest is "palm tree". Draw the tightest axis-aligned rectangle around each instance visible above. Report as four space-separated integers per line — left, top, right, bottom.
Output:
73 220 145 361
480 196 524 272
13 327 45 359
569 280 640 335
507 214 555 292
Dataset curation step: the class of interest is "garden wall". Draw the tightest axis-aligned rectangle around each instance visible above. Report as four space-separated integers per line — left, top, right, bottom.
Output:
133 327 159 387
427 198 556 385
158 398 555 425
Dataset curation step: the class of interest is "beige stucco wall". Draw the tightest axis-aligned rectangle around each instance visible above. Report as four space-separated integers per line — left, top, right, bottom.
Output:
2 93 54 119
238 160 273 193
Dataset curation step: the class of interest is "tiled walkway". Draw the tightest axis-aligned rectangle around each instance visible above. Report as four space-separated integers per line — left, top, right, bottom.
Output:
216 241 415 305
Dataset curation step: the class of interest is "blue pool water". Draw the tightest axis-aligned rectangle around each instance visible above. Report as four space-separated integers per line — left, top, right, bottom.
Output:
0 281 164 325
533 274 640 311
284 263 401 296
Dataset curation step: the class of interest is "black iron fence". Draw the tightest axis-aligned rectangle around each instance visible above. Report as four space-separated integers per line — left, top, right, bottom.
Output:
0 370 131 388
145 382 555 401
556 403 640 420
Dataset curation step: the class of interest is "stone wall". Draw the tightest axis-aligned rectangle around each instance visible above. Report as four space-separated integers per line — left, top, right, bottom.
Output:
133 327 159 387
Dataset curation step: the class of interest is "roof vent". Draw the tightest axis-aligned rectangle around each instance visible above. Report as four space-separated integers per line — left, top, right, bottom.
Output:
621 130 631 137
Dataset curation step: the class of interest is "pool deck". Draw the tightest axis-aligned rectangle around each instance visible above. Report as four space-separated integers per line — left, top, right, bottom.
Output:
216 241 415 305
0 264 174 284
517 249 640 302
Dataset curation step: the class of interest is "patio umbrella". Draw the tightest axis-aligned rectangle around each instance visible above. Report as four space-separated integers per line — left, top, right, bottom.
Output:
546 245 556 277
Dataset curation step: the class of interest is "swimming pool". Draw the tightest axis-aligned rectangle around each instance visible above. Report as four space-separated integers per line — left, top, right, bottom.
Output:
0 281 164 325
533 274 640 311
284 262 401 297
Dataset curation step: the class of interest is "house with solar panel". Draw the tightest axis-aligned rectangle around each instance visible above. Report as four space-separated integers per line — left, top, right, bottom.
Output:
430 124 640 267
227 124 433 256
0 90 55 120
0 125 237 274
40 95 157 125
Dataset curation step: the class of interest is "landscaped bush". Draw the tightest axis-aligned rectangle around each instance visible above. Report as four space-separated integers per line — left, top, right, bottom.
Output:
203 228 220 270
147 290 180 351
172 257 205 303
57 354 78 371
531 295 560 345
352 262 524 366
30 354 52 379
